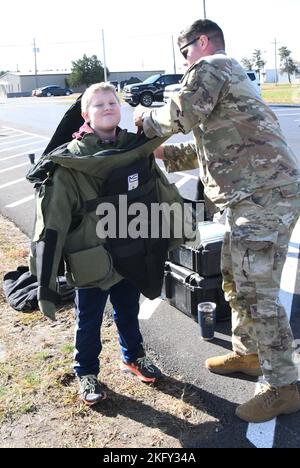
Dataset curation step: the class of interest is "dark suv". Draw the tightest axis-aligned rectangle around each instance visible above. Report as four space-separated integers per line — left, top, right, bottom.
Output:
123 74 183 107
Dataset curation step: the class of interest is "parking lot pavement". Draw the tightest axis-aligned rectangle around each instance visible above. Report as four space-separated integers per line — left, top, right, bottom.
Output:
0 126 49 233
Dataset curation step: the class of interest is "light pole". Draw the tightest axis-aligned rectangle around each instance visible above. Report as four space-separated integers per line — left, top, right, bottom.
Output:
203 0 207 18
102 29 108 82
33 38 39 89
272 38 279 85
171 35 177 74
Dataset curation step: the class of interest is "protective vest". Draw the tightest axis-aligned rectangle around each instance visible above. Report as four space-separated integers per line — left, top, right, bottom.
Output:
68 153 170 299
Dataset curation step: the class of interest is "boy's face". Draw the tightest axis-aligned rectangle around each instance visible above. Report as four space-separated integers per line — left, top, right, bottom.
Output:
83 90 121 133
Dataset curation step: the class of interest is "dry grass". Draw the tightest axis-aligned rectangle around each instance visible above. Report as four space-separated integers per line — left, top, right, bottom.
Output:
262 83 300 104
0 214 218 448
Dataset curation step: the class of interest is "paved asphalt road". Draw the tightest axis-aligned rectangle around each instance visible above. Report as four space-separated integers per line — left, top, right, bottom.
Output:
1 97 300 448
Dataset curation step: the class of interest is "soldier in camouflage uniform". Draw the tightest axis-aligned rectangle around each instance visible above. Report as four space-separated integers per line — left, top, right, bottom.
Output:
135 19 300 423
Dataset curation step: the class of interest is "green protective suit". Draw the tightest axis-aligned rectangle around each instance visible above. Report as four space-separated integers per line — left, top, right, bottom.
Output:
28 130 193 319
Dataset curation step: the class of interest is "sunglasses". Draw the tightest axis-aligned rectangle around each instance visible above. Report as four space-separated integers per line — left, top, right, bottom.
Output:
180 36 201 59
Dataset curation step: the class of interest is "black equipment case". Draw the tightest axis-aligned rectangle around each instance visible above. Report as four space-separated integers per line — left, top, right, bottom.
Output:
168 221 226 277
162 261 231 322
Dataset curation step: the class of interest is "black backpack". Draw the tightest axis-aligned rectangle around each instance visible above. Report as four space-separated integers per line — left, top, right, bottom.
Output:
3 266 75 312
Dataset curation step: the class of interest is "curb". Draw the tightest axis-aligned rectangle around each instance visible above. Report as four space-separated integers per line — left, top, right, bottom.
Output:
269 103 300 108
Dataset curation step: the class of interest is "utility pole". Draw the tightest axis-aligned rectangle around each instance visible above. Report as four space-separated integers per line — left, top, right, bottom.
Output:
171 35 177 74
272 38 278 85
33 38 39 89
102 29 108 82
203 0 207 18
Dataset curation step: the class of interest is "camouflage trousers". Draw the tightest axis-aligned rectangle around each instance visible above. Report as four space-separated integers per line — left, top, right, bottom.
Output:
222 183 300 387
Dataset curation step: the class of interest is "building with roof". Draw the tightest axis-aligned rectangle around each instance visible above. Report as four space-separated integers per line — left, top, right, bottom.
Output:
0 71 71 97
0 70 165 97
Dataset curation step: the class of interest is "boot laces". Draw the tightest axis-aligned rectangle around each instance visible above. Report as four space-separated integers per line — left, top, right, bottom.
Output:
255 385 279 408
136 356 155 373
80 375 98 394
224 352 240 363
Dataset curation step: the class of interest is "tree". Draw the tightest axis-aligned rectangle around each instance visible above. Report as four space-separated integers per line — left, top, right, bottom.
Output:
252 49 266 81
241 57 254 70
279 46 297 83
68 54 108 88
0 70 8 77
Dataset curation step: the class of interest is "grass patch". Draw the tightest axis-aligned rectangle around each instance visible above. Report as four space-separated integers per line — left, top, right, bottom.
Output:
35 351 52 362
262 83 300 104
61 344 75 355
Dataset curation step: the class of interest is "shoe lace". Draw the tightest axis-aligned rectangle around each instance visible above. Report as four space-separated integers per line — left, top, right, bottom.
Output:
80 375 98 394
136 356 155 373
224 352 240 363
255 385 279 408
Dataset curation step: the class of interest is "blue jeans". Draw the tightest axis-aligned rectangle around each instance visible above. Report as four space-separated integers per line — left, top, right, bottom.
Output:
73 279 143 377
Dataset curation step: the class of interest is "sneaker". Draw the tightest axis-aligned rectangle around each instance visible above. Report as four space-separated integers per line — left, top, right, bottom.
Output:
121 355 162 383
236 383 300 423
79 374 107 406
205 352 262 377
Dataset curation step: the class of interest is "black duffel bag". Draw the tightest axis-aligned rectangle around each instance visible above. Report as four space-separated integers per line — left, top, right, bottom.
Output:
3 266 75 312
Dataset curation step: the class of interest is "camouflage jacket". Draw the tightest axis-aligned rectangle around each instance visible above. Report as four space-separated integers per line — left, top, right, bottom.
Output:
143 51 300 210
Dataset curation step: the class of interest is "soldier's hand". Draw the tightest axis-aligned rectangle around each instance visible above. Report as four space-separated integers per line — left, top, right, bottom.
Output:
134 105 149 127
38 300 56 321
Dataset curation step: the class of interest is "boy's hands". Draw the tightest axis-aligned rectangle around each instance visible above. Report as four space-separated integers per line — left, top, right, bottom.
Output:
134 105 149 128
38 300 56 321
153 146 165 160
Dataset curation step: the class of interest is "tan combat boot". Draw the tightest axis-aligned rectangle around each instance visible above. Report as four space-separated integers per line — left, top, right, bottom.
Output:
205 352 262 377
236 383 300 423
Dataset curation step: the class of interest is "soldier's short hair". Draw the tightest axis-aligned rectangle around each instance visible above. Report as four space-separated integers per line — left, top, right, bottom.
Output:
81 82 120 113
178 19 225 50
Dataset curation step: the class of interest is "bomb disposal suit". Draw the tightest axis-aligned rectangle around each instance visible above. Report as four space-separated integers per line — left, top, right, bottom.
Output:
28 130 192 316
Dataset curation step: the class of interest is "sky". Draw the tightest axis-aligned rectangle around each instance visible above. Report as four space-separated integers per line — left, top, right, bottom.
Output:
0 0 299 74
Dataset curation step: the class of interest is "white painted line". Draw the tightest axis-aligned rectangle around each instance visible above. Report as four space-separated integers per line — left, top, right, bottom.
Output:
0 147 45 162
0 132 26 141
175 172 198 180
0 128 19 135
2 126 50 140
138 298 162 320
247 419 277 448
0 177 25 189
175 175 193 189
276 113 300 117
0 140 44 153
0 135 38 147
246 219 300 448
0 162 29 174
5 194 34 208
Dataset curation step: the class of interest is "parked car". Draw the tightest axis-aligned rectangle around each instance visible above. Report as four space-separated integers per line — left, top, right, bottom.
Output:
163 83 183 104
109 81 119 91
123 73 183 107
35 85 73 97
245 70 261 95
163 70 261 104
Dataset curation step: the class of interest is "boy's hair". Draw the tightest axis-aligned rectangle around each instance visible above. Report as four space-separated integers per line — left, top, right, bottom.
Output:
81 82 120 113
178 19 225 50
